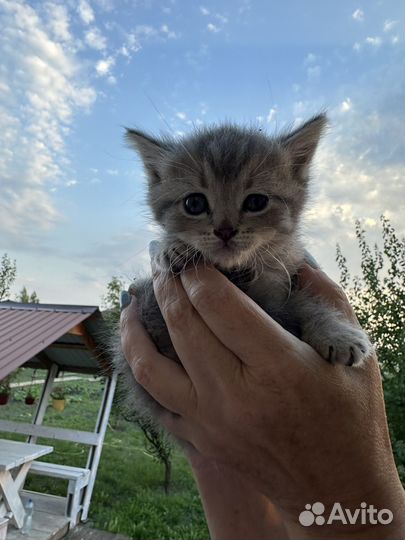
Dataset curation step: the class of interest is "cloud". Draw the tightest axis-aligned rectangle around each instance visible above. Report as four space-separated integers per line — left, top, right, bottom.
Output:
77 0 94 25
45 3 71 42
161 24 179 39
214 13 228 24
340 98 352 113
352 9 364 21
77 227 157 282
304 52 317 65
266 107 277 123
383 19 397 32
0 0 96 245
365 36 382 47
298 60 404 278
175 111 187 120
85 26 107 49
95 55 115 76
207 23 220 33
200 6 209 15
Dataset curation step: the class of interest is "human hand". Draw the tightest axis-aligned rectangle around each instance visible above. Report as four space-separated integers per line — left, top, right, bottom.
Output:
121 263 405 539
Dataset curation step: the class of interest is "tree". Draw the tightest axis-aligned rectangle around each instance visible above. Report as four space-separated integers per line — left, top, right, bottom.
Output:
103 275 173 492
102 276 126 326
16 286 40 303
0 254 17 301
336 216 404 481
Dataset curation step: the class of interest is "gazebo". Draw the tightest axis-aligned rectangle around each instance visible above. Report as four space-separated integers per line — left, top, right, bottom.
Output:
0 301 117 540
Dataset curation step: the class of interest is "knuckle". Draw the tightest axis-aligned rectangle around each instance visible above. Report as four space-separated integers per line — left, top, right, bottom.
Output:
133 357 149 385
189 283 223 313
162 296 192 330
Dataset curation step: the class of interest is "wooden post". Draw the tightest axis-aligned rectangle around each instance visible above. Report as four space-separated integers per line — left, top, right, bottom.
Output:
80 371 117 521
28 363 58 444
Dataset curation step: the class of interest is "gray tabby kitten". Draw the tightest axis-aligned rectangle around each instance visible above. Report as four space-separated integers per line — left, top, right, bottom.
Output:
114 114 372 417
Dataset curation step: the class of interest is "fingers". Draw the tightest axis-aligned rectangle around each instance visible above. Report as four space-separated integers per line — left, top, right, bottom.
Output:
179 266 300 368
152 269 238 384
298 264 359 326
120 295 195 415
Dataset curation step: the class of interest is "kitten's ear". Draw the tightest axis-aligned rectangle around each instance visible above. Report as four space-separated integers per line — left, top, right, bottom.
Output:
280 114 327 178
125 128 168 184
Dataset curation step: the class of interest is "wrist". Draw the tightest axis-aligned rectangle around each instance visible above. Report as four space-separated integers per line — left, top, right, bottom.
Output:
283 478 405 540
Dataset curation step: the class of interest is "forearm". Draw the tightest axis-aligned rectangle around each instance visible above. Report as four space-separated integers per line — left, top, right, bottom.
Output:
191 460 289 540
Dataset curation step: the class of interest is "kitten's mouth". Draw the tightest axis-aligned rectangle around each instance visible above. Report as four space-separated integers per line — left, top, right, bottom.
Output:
206 242 250 269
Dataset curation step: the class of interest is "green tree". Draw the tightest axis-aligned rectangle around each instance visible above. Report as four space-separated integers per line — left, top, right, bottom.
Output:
102 276 126 326
336 216 404 481
16 286 40 303
103 276 173 492
0 254 17 301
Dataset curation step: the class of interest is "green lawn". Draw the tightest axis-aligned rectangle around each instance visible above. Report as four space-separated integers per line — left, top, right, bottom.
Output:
0 373 209 539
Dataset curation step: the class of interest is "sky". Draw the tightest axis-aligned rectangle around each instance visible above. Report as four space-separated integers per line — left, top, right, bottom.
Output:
0 0 404 306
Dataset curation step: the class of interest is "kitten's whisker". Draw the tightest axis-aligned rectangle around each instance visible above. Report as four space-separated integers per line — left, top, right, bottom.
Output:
260 246 292 300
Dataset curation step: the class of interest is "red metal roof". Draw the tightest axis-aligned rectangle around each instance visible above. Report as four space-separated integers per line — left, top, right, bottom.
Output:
0 302 108 380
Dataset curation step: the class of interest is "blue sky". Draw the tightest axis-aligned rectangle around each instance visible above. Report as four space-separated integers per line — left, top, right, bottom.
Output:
0 0 404 305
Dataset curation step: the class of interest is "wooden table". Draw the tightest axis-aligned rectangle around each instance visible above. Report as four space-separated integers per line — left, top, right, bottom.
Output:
0 439 53 528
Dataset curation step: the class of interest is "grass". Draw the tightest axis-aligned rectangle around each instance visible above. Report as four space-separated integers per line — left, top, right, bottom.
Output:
0 371 209 539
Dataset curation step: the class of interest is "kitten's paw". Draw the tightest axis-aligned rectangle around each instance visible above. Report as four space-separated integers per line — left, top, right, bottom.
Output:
308 324 373 366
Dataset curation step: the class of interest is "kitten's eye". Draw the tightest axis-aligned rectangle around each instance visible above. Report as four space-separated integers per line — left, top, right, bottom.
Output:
184 193 209 216
242 194 269 212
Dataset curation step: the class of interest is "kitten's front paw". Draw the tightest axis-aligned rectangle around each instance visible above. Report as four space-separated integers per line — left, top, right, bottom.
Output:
307 324 373 366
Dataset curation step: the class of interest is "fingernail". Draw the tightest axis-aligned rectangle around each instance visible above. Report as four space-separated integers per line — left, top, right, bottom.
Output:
303 251 320 269
119 290 131 311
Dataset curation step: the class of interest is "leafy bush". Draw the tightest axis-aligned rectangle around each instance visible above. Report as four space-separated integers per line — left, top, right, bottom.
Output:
337 216 404 481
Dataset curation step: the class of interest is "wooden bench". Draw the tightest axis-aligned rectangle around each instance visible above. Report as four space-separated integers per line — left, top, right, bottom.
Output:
0 419 98 527
29 462 91 526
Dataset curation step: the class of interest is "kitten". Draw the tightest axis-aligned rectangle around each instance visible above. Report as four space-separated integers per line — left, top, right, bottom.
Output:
114 114 372 417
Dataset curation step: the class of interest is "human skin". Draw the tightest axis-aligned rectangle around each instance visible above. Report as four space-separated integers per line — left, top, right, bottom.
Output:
120 263 405 539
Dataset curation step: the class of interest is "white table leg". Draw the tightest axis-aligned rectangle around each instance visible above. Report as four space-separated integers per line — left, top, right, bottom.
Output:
0 470 25 528
12 461 32 491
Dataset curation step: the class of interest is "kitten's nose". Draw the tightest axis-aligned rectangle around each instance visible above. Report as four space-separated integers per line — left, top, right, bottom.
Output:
214 227 238 243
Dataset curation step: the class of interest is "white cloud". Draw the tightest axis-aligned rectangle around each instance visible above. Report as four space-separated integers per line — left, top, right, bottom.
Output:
0 0 96 243
383 19 397 32
66 179 78 187
340 98 352 113
352 9 364 21
200 6 209 15
207 23 220 33
77 0 94 25
95 55 115 76
135 25 156 38
304 52 317 65
85 27 106 49
365 36 382 47
266 107 277 123
176 111 187 121
215 13 228 24
161 24 179 39
353 42 361 51
45 3 71 42
106 169 118 175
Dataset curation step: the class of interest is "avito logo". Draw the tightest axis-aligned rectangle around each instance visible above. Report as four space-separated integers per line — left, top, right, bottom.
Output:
299 502 393 527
